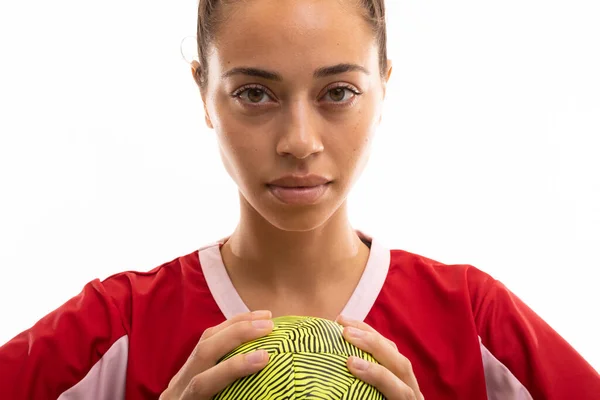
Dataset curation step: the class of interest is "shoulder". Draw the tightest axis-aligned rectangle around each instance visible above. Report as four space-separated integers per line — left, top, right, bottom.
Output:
97 249 207 320
101 249 203 288
384 247 502 318
388 248 495 291
100 249 200 284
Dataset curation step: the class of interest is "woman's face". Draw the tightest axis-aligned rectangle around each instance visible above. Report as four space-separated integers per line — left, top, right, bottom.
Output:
196 0 391 231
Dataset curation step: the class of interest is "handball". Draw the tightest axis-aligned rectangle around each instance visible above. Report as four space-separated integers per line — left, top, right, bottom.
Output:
213 315 385 399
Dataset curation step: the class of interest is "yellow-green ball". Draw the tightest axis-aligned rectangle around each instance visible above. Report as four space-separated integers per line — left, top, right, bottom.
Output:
213 315 384 400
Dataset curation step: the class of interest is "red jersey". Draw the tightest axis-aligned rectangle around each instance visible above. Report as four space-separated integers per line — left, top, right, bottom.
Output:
1 232 598 399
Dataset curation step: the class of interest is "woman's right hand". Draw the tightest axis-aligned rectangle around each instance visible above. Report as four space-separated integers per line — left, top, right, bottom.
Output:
159 310 274 400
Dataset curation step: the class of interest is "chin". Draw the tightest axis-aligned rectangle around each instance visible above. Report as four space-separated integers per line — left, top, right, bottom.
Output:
239 184 348 232
264 209 332 232
266 194 351 232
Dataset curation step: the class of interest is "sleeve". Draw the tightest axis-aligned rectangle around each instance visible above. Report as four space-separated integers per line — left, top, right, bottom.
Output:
469 269 600 399
0 278 130 400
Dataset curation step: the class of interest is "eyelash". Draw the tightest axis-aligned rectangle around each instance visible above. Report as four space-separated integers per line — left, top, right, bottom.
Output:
230 83 362 109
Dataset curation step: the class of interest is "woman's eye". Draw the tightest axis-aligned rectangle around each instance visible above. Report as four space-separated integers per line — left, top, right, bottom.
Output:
236 88 272 104
323 87 360 104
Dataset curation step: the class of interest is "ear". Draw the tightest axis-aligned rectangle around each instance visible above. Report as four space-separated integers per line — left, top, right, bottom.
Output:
191 60 214 129
378 59 393 125
202 102 213 129
386 59 393 81
382 59 393 99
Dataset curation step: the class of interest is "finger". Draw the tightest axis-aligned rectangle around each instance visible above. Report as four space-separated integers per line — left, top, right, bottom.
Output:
336 315 398 348
336 315 398 356
347 357 418 400
181 350 270 400
337 316 421 396
201 310 272 341
192 317 274 368
336 315 377 330
174 314 274 392
343 326 421 396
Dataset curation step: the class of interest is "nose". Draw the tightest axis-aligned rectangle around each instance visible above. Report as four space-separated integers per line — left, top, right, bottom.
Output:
275 101 324 159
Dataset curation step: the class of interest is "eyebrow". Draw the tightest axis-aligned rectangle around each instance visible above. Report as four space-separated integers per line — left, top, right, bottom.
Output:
221 63 370 81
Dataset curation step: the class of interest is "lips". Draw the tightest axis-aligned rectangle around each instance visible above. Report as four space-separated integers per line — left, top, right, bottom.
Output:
266 175 332 205
267 174 331 188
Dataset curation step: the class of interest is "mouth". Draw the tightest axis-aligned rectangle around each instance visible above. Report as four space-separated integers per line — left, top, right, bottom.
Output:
266 182 332 205
267 174 332 188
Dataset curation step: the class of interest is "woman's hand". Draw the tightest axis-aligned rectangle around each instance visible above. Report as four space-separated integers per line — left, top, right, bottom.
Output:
336 315 424 400
159 310 274 400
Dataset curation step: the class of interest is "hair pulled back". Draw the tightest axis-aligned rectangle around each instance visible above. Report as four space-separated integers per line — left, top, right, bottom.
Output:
194 0 388 91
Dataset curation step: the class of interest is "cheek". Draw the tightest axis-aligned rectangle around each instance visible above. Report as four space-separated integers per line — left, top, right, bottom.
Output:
217 143 237 183
330 111 376 171
349 133 374 179
216 126 268 188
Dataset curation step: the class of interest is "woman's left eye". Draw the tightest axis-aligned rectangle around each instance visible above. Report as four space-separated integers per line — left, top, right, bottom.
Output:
323 87 360 103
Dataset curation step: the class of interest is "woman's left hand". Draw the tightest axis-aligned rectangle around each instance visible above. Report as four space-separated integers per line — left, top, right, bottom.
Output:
336 315 425 400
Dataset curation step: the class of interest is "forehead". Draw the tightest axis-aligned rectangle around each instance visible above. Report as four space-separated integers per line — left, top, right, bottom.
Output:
209 0 377 77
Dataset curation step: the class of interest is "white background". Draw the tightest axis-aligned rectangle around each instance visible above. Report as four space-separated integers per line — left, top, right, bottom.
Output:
0 0 598 372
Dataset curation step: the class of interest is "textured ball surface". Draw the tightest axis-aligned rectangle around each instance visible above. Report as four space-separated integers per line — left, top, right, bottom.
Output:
213 315 385 400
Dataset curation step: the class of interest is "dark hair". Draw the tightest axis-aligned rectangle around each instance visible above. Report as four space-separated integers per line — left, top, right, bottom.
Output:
194 0 387 91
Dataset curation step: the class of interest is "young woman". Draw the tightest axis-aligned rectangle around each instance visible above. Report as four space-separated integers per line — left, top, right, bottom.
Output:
1 0 598 399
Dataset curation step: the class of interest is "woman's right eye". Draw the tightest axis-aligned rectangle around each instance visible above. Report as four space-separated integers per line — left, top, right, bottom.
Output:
233 87 274 105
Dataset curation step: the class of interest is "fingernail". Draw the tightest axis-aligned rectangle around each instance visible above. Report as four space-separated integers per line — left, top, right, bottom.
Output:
246 350 268 364
346 326 365 338
251 310 272 319
350 356 369 371
252 319 273 329
338 315 358 325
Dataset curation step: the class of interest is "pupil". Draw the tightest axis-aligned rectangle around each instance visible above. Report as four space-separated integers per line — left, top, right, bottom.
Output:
331 88 344 102
248 89 263 103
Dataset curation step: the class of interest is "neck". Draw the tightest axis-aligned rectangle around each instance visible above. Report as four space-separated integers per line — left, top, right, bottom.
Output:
220 196 369 294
